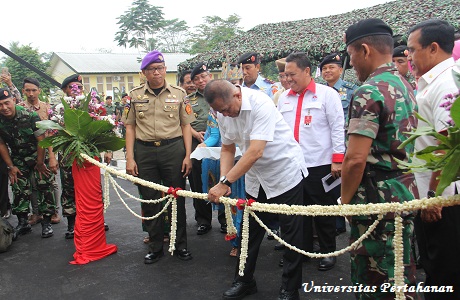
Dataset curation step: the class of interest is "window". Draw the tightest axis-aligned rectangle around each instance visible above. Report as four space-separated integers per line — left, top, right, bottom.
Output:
97 76 103 93
106 76 113 91
118 76 125 92
83 77 90 92
128 76 134 91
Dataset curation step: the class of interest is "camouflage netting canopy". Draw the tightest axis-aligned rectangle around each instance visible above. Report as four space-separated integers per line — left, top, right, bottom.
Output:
178 0 459 73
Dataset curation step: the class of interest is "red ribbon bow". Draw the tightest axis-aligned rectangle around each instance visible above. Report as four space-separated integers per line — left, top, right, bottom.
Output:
167 187 182 198
236 199 246 210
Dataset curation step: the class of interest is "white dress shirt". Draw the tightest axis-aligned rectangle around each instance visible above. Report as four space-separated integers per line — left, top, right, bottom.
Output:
415 57 459 196
218 87 308 199
277 80 345 167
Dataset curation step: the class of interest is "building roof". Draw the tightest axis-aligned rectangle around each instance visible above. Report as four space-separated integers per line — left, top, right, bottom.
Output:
51 52 193 74
178 0 459 70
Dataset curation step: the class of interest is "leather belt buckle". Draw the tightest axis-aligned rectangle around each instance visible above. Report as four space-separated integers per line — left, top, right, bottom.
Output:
154 141 161 147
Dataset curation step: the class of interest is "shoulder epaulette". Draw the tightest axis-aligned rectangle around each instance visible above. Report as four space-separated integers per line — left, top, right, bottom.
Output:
129 85 144 94
264 78 275 84
343 81 358 90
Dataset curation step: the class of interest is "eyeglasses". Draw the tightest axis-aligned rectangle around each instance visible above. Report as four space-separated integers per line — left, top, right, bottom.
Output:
145 66 165 73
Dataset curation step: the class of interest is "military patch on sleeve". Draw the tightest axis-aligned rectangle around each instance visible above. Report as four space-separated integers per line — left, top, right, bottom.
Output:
183 96 190 105
185 103 192 115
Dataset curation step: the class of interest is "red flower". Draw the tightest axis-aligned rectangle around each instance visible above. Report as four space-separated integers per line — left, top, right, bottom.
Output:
225 233 237 241
236 199 246 210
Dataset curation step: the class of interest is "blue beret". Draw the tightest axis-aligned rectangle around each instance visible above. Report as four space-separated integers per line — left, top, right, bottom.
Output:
191 63 208 80
61 74 82 89
141 50 165 70
345 18 393 46
393 45 408 58
0 88 12 100
237 52 260 65
319 53 342 70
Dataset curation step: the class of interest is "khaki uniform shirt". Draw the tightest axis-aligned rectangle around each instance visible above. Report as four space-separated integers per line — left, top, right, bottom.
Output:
123 81 195 141
19 100 50 121
187 90 210 132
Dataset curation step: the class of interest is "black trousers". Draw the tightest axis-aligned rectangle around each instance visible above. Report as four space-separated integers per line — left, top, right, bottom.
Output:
135 139 188 253
303 165 336 253
415 205 460 300
236 180 304 292
190 138 225 226
0 157 10 215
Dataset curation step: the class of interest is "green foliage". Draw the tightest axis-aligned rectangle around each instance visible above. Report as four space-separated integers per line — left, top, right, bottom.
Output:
36 105 125 167
188 14 244 55
1 42 53 94
157 19 191 53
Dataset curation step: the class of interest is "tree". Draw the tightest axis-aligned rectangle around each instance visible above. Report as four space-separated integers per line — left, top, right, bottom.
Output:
188 14 244 54
114 0 165 53
157 19 191 53
1 42 53 94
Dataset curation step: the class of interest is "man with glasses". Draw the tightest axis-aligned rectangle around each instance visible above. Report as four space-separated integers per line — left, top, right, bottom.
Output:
237 52 279 100
123 50 194 264
273 58 290 106
178 70 196 96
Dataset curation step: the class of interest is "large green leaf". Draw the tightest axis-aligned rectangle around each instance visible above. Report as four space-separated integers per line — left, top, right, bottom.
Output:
93 135 125 151
36 120 64 131
63 109 93 136
450 96 460 128
436 148 460 195
80 120 114 138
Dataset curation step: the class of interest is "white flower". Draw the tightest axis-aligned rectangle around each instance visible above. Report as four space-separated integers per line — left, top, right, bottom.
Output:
75 95 85 101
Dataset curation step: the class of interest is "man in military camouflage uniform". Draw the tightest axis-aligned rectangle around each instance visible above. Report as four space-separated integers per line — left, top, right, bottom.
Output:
188 63 226 235
341 19 418 299
392 45 416 90
0 88 56 239
124 50 194 264
237 52 279 100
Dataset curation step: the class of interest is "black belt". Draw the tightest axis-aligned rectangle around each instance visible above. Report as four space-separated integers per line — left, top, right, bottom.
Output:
362 165 407 183
136 136 182 147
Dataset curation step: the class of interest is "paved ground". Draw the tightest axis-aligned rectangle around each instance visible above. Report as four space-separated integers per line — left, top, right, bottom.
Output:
0 154 426 300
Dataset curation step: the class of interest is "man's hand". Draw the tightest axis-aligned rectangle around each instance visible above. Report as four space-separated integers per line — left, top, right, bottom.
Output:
48 156 59 174
197 143 206 148
104 152 113 165
192 130 205 143
182 157 192 177
0 72 13 87
208 183 231 203
126 158 138 176
35 162 51 179
421 205 443 223
8 166 22 184
331 162 342 178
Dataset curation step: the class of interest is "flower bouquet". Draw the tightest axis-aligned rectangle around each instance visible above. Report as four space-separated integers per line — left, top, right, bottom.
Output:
398 63 460 196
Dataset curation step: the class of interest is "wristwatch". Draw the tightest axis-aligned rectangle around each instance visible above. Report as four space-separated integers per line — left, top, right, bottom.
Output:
219 176 232 187
6 165 13 171
427 190 436 198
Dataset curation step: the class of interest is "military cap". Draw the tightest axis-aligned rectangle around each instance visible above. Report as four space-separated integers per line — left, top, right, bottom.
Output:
140 50 165 70
393 45 408 58
61 74 82 89
0 88 12 100
190 63 208 80
237 52 260 65
275 58 287 72
344 18 393 46
319 53 342 70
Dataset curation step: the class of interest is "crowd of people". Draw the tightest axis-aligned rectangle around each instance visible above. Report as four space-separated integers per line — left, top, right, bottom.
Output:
1 16 460 300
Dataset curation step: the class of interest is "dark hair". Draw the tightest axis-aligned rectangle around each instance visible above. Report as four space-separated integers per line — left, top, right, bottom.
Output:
408 19 455 54
349 35 394 55
285 52 312 75
23 77 40 88
203 80 234 104
179 70 192 84
106 96 112 100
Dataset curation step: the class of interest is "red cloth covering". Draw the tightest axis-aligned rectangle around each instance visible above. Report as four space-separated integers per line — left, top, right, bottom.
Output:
70 159 117 264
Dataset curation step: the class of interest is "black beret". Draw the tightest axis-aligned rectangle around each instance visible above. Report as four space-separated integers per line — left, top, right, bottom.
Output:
237 52 260 65
344 18 393 46
121 93 128 98
191 63 208 80
319 53 342 70
61 74 82 89
0 88 12 101
393 45 408 58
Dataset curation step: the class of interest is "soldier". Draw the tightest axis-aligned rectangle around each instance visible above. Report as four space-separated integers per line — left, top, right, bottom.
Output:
123 50 194 264
237 52 279 100
105 96 116 116
319 53 357 120
20 77 61 226
319 53 358 235
188 63 227 235
178 70 196 95
341 19 418 299
272 58 290 106
0 88 56 239
392 45 416 90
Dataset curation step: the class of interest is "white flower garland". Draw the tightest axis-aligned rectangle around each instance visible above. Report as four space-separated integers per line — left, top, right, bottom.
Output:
238 206 251 276
393 214 405 300
224 203 237 237
169 198 178 254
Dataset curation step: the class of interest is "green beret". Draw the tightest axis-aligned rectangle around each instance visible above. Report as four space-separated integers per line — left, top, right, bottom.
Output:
61 74 82 89
237 52 260 65
345 18 393 46
319 53 342 70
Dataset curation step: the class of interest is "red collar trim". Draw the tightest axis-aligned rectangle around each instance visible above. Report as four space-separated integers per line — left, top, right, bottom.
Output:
287 79 316 96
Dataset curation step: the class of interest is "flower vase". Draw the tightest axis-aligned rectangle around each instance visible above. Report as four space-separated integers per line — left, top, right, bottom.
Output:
70 158 117 264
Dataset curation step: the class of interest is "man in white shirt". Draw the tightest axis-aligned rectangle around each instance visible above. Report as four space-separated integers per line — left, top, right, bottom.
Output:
407 19 460 300
278 52 344 271
205 79 307 300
